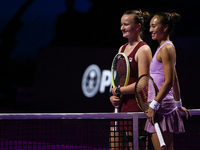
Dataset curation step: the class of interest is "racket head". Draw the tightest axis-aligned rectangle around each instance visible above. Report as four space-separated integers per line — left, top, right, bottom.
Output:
111 53 130 88
135 74 158 112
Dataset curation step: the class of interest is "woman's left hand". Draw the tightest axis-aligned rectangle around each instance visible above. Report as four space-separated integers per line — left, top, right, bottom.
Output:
178 106 191 119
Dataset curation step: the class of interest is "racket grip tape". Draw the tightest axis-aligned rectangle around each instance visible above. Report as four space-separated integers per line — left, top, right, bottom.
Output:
154 123 166 147
113 107 119 131
115 107 119 113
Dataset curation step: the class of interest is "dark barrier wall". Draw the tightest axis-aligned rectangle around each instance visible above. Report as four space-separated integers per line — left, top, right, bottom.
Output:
31 46 116 113
31 45 200 113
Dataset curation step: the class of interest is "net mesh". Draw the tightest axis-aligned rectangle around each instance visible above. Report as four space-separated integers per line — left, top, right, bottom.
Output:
0 110 199 150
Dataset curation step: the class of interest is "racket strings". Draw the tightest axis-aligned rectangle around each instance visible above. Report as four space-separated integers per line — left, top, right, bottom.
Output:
113 55 127 87
136 76 156 111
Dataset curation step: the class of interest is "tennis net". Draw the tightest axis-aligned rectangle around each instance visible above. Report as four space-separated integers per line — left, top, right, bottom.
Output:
0 109 199 150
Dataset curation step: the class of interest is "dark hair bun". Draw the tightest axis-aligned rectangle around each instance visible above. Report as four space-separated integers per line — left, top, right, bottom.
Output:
170 12 181 23
141 11 151 22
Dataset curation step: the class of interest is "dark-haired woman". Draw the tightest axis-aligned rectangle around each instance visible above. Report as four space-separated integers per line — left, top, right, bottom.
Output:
145 12 191 150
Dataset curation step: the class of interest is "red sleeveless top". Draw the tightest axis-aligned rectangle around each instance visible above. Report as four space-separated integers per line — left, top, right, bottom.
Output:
119 41 147 112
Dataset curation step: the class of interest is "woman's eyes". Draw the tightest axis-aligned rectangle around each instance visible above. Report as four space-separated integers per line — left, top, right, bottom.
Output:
121 23 129 26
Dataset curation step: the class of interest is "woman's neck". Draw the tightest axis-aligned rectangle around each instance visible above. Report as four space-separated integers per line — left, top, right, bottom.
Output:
158 35 170 47
128 36 142 46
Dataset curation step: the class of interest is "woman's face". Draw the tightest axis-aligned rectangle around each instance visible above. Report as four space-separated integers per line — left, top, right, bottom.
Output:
120 14 138 38
149 16 166 41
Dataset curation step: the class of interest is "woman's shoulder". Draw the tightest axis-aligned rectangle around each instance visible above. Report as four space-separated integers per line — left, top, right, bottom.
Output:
137 44 151 53
159 43 175 60
119 43 128 53
159 41 175 52
161 43 175 52
135 44 152 61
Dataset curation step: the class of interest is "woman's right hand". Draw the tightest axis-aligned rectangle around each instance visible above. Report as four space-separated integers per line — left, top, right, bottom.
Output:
145 107 156 124
110 95 122 108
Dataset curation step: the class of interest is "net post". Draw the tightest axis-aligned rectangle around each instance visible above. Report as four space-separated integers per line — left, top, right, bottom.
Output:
132 113 139 150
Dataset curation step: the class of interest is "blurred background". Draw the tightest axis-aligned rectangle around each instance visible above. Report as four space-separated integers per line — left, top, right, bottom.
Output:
0 0 199 113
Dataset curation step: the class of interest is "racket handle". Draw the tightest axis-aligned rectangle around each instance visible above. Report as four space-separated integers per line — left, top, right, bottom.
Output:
154 123 166 148
113 107 119 131
114 107 119 113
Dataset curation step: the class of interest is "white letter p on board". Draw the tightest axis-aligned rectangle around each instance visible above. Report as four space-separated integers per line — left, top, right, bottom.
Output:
99 70 111 93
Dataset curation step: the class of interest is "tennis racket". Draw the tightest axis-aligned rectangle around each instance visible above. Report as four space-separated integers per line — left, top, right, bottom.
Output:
111 53 130 130
135 74 166 148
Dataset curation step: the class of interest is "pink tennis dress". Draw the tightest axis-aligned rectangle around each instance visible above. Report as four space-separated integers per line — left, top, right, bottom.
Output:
144 41 185 133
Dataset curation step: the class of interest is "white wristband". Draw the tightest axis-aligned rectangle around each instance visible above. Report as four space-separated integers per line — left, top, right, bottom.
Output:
175 99 182 108
149 99 160 110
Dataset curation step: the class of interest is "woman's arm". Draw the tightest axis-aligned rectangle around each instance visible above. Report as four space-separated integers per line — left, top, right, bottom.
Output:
173 67 191 119
173 68 181 101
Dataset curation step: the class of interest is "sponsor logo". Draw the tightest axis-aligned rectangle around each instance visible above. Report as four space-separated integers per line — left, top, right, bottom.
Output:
129 57 133 62
82 64 111 98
